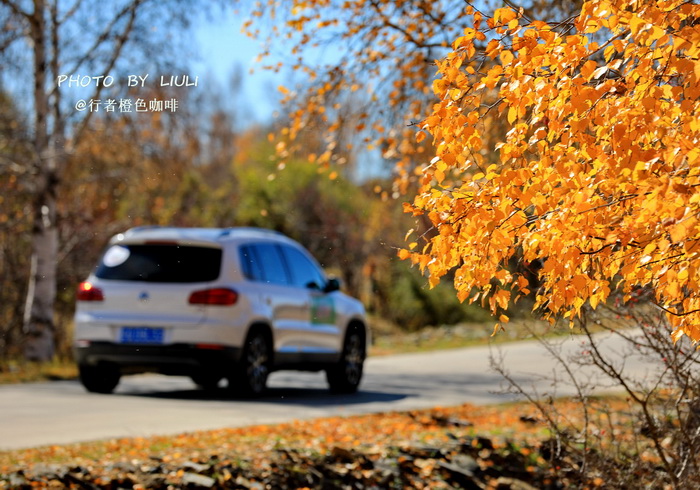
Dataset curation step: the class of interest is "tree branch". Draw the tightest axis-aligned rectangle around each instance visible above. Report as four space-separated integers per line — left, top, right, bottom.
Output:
57 0 84 24
72 0 143 142
59 0 145 82
0 0 30 20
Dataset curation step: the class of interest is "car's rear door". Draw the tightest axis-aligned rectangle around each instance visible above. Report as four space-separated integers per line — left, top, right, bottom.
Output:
239 243 309 355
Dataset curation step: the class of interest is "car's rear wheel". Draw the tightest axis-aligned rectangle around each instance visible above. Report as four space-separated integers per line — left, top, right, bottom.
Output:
78 363 121 394
228 329 270 397
326 326 365 394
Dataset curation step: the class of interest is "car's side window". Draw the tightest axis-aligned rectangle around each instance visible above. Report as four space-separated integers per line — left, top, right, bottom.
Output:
239 245 265 282
242 243 291 285
280 245 326 290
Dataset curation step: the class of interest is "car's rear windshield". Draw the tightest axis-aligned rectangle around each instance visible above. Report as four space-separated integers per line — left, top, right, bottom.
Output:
95 244 222 282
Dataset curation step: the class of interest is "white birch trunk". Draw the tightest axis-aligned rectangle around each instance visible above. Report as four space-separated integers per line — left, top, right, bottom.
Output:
23 0 57 361
9 0 176 360
23 190 58 361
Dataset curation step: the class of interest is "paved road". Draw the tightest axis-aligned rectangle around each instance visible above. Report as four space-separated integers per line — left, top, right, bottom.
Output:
0 330 655 450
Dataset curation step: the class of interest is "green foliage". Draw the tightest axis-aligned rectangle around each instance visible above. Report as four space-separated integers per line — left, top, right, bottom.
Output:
232 139 492 329
235 150 368 282
384 260 492 331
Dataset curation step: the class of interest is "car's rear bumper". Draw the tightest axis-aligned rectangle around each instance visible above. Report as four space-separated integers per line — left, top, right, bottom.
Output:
74 342 241 376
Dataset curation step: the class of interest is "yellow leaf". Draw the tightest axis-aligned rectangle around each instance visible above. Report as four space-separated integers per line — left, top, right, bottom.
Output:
591 66 608 79
629 15 646 36
672 329 685 343
669 222 688 243
507 106 517 124
581 60 597 81
648 25 665 42
571 274 587 291
604 45 615 62
485 39 501 58
500 50 514 66
494 7 517 25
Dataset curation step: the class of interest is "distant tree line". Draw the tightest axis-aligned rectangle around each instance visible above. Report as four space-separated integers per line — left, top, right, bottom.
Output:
0 80 489 360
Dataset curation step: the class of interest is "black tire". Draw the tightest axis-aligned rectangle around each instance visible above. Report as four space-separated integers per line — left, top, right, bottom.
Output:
326 326 365 394
78 364 121 394
228 329 271 397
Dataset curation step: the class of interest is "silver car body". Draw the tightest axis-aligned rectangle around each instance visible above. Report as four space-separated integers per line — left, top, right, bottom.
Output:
73 227 368 393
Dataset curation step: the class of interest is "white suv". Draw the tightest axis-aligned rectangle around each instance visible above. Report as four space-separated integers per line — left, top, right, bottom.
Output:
73 227 368 396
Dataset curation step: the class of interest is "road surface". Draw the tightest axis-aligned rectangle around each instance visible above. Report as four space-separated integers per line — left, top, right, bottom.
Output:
0 330 655 450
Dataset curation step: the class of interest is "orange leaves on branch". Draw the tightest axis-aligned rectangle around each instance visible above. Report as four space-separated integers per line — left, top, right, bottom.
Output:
413 0 700 342
246 0 700 341
245 0 473 181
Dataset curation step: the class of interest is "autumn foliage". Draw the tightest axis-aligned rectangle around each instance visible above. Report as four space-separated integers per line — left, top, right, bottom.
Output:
248 0 700 342
400 0 700 341
245 0 478 186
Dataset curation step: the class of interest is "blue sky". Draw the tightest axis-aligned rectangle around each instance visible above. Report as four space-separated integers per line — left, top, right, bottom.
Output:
191 8 389 181
192 10 385 182
193 9 282 125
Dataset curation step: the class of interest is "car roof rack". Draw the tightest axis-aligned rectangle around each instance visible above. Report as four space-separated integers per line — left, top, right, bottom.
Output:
119 226 286 242
218 227 284 238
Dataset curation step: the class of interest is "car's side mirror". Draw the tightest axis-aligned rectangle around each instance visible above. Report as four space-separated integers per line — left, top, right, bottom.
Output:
324 277 341 293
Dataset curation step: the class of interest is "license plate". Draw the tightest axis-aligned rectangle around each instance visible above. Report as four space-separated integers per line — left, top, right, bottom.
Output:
120 327 164 344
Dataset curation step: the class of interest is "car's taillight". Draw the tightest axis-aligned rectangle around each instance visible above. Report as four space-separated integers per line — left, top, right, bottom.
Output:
195 343 225 350
188 288 238 306
76 281 104 301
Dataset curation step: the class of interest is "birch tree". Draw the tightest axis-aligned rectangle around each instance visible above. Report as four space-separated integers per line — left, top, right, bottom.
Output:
248 0 700 342
405 0 700 341
0 0 207 360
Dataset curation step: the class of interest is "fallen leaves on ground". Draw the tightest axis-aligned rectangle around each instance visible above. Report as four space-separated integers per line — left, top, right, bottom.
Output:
0 399 637 489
